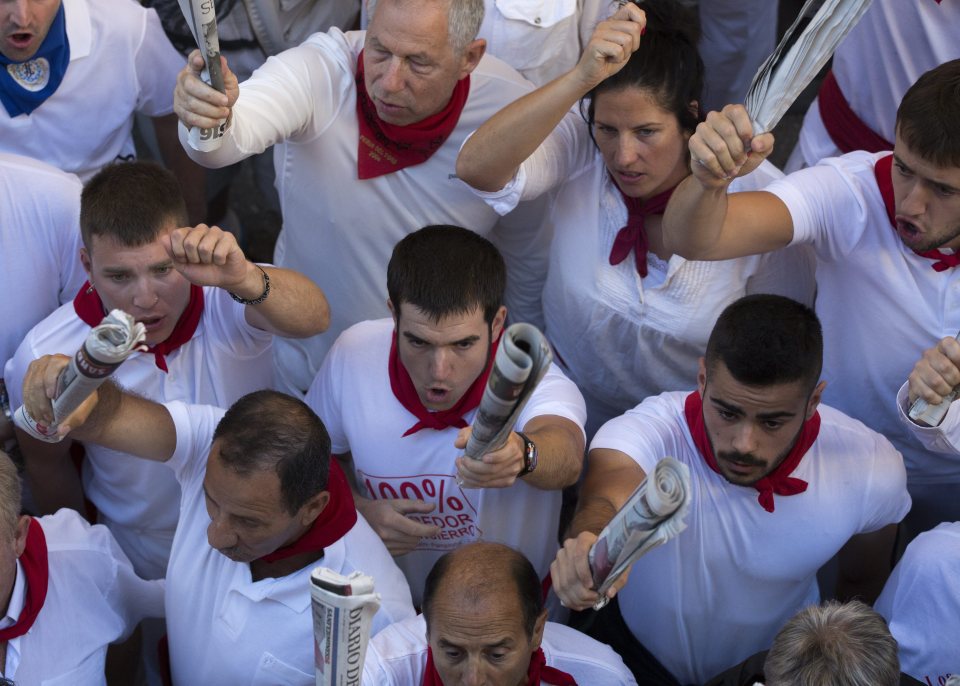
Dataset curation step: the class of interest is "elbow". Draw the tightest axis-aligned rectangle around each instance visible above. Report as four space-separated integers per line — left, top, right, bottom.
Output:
455 150 508 193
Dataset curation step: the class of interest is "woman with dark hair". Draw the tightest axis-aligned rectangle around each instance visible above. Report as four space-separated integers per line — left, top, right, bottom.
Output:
457 0 815 434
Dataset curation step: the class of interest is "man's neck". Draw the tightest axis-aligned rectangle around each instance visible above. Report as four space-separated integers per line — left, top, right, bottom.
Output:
249 548 325 582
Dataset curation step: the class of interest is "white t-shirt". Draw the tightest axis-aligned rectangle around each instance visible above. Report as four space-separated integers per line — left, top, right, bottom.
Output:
0 154 84 374
767 151 960 489
4 287 274 579
875 521 960 684
362 614 638 685
181 28 550 394
0 509 164 685
306 318 587 606
162 401 416 685
788 0 960 170
472 112 815 431
592 391 911 685
0 0 183 182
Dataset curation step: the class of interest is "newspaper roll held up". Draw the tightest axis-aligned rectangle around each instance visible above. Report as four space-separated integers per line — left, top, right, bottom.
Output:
13 309 146 443
177 0 229 151
310 568 380 686
588 456 691 609
464 323 552 460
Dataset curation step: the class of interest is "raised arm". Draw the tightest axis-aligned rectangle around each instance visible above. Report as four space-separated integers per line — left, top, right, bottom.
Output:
455 3 646 192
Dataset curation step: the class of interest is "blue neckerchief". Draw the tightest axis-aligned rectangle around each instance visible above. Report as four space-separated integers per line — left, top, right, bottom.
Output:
0 4 71 117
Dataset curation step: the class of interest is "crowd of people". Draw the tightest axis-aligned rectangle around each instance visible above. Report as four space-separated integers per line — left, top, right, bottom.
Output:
1 0 959 684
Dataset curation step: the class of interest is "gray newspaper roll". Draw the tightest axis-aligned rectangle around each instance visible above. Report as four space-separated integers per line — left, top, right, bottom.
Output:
177 0 229 150
310 568 380 686
463 323 552 460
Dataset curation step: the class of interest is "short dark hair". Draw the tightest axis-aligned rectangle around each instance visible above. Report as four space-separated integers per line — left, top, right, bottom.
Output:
705 295 823 390
387 225 506 325
584 0 703 137
212 391 332 515
80 160 188 251
422 542 543 638
896 59 960 168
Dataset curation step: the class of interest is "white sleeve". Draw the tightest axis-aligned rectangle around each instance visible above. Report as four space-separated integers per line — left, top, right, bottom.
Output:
133 8 183 116
517 363 587 440
99 524 166 635
305 334 349 454
203 286 273 358
895 381 960 455
745 243 818 307
163 401 224 487
855 428 912 534
590 394 688 475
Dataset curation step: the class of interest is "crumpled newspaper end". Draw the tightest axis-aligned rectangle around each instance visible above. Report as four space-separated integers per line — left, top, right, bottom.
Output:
94 309 148 360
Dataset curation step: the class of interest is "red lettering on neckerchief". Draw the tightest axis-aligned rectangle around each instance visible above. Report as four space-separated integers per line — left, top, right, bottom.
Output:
0 519 48 641
422 647 577 686
355 50 470 180
73 282 205 372
608 183 676 277
817 70 893 154
388 333 499 437
874 154 960 272
257 460 358 563
683 391 820 513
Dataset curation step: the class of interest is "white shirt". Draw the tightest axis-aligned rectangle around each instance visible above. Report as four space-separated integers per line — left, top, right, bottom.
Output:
592 391 911 685
306 318 587 606
472 112 815 431
4 287 274 579
875 521 960 684
163 400 415 685
0 154 84 374
0 0 183 182
1 509 164 686
768 151 960 488
181 28 550 394
362 614 638 685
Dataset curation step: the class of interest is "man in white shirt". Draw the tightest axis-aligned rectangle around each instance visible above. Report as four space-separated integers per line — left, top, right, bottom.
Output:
308 226 586 605
662 59 960 535
17 375 416 684
173 0 551 395
552 295 911 685
0 451 164 684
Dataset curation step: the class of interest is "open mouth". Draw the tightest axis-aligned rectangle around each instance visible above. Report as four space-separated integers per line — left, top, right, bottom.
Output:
138 316 165 332
895 219 922 243
7 32 34 49
425 387 450 404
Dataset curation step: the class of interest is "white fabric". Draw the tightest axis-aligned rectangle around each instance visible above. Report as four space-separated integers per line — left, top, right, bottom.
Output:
875 521 960 684
0 0 183 182
162 400 415 685
896 381 960 457
787 0 960 170
472 111 816 432
306 318 586 606
181 28 550 394
769 151 960 490
1 509 164 686
0 154 84 373
592 391 911 685
362 614 638 685
4 287 274 579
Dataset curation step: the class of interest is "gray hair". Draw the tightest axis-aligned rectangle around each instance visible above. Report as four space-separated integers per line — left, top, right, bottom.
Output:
764 601 900 686
0 452 21 536
367 0 485 53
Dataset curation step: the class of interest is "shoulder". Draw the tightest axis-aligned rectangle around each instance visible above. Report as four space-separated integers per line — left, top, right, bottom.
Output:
39 509 124 561
815 404 903 464
14 303 87 357
290 26 361 76
327 319 394 365
0 153 83 193
364 615 428 684
542 622 638 685
461 53 535 119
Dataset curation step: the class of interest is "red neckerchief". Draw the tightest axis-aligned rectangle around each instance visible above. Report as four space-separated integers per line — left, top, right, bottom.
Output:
388 332 500 437
683 391 820 513
0 518 49 641
422 647 577 686
354 50 470 180
257 460 358 563
73 282 205 372
817 70 893 154
608 183 676 277
874 154 960 272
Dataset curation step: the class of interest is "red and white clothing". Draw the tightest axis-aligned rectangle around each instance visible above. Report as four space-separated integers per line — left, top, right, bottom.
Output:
786 0 960 171
0 0 183 182
0 509 164 685
361 614 637 685
4 287 274 579
875 521 960 684
180 28 550 395
592 391 911 685
306 319 586 606
162 401 415 685
472 112 815 433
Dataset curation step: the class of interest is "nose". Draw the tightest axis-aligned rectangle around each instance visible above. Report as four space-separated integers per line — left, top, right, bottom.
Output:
9 0 31 25
131 278 160 310
614 133 640 168
206 516 237 551
898 179 928 217
429 347 453 381
731 422 759 456
459 658 484 686
378 56 405 95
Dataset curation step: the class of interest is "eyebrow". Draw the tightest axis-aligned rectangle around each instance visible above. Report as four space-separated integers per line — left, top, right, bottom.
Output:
437 638 513 649
101 259 174 274
709 396 797 421
401 332 481 346
368 37 431 62
893 155 960 193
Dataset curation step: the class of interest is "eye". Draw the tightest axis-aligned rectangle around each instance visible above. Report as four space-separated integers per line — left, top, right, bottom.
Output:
894 161 912 177
762 420 785 430
455 340 475 351
108 274 129 283
409 59 431 74
594 124 617 136
407 337 427 349
635 128 655 137
154 264 174 275
716 409 737 421
934 184 956 198
442 648 463 661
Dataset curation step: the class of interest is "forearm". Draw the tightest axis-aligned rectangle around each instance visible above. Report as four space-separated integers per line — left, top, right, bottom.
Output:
661 173 733 259
17 433 87 514
521 418 585 490
154 114 208 225
568 492 618 539
239 264 330 338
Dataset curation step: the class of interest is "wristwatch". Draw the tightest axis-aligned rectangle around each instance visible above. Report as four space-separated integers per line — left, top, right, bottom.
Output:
516 431 538 477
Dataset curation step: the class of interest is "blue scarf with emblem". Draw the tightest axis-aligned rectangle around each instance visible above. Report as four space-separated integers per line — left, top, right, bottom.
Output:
0 4 70 117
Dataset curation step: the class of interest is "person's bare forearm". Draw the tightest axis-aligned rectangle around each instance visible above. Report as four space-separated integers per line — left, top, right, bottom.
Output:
661 173 733 259
241 266 330 338
521 416 585 490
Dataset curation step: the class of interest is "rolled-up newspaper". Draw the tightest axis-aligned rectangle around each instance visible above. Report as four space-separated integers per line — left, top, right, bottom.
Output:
908 331 960 427
743 0 874 134
588 457 691 609
464 323 552 460
311 568 380 686
177 0 229 151
13 310 146 443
